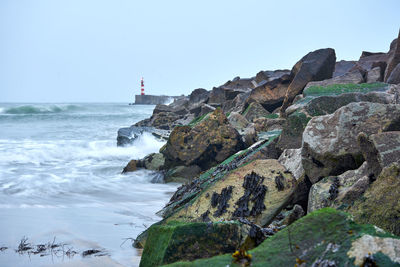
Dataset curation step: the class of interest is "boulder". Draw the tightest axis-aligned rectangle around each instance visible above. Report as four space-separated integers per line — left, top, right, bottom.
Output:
278 149 304 181
207 87 226 104
157 134 283 220
307 162 370 212
164 165 202 183
199 103 215 117
278 148 309 206
254 69 291 84
122 159 140 173
139 221 248 267
385 29 400 81
302 102 400 184
149 112 180 130
357 52 388 75
164 208 400 267
228 112 250 131
280 48 336 115
117 126 170 146
253 116 285 133
387 63 400 84
247 72 292 112
304 69 364 90
347 163 400 235
332 60 357 78
366 66 383 83
162 108 244 170
166 159 296 227
222 91 250 114
142 153 165 171
358 131 400 178
242 102 270 122
188 88 209 104
153 104 173 114
276 111 311 150
239 124 258 147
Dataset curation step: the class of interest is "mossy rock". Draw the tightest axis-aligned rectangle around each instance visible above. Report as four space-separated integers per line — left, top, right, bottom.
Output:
163 208 400 267
303 82 388 97
347 163 400 236
166 159 296 226
140 221 247 267
276 111 311 150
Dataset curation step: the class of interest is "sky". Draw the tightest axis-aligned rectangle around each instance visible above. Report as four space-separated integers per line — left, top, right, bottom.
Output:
0 0 399 102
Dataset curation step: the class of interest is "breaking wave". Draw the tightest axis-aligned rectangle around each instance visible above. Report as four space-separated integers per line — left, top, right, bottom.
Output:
1 104 81 114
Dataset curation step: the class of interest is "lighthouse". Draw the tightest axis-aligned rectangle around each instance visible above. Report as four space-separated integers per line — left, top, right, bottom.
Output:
141 77 145 95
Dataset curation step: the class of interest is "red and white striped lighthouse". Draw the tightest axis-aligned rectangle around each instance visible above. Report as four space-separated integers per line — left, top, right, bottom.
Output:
140 77 145 95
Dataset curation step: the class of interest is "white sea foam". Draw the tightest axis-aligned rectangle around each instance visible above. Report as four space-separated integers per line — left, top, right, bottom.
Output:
0 103 175 267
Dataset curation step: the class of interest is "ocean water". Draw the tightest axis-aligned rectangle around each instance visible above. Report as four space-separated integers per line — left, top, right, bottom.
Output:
0 103 178 267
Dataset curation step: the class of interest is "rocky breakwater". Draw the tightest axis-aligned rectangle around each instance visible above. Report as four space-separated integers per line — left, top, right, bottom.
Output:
117 31 400 267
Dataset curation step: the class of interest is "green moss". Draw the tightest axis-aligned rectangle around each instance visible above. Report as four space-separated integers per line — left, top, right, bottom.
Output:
163 208 400 267
141 221 243 267
241 103 252 116
304 83 387 97
263 113 279 119
188 113 210 127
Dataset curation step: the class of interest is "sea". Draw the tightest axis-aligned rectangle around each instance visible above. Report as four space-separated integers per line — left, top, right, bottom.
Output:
0 103 178 267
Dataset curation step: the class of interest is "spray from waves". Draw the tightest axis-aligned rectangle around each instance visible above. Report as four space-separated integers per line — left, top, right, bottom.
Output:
0 132 165 166
0 104 82 115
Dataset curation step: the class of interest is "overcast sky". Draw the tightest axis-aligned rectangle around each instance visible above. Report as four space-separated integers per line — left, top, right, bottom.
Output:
0 0 399 102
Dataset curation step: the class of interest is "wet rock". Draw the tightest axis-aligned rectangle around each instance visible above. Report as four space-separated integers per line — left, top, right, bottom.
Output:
139 221 248 267
166 159 296 227
164 165 202 183
122 159 140 173
164 208 400 267
280 48 336 115
117 126 168 146
142 153 165 171
162 108 244 170
302 102 400 184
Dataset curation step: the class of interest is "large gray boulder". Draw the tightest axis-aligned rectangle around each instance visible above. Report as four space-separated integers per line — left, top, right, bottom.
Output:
358 131 400 178
162 108 244 170
280 48 336 115
387 63 400 84
302 102 400 184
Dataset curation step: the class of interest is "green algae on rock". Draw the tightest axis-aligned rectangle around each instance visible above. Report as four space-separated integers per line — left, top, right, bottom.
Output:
139 221 248 267
162 208 400 267
347 163 400 236
303 82 389 97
